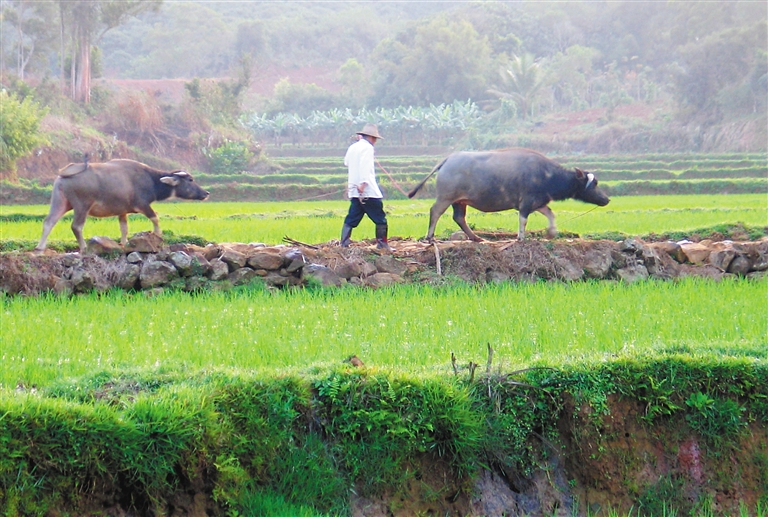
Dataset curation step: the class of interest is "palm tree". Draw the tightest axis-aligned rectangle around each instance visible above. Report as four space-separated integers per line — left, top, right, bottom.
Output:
488 53 547 120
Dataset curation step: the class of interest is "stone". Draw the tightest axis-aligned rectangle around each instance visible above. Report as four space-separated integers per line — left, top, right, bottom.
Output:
69 268 95 293
53 278 73 297
183 276 210 292
168 251 194 276
305 264 343 287
126 252 143 264
247 252 284 271
219 249 247 271
727 255 752 275
374 255 407 275
125 232 163 253
648 241 686 263
283 249 306 273
360 261 378 278
555 257 584 281
265 271 290 287
140 260 178 288
450 231 468 241
188 254 212 277
202 244 221 261
708 249 736 271
615 264 649 283
228 268 259 286
166 277 187 291
365 272 403 288
117 263 141 290
620 238 643 254
583 248 613 278
640 246 662 276
747 243 768 271
208 259 230 281
335 261 364 279
680 242 712 264
61 254 82 267
86 236 122 257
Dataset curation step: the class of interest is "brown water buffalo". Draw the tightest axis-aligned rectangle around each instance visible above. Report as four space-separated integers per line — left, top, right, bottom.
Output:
36 159 209 253
408 148 610 241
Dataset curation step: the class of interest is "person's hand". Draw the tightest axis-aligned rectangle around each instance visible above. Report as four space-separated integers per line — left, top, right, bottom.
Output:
358 183 366 195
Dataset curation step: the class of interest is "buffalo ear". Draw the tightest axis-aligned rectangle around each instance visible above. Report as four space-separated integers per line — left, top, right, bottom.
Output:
574 167 585 179
160 176 180 186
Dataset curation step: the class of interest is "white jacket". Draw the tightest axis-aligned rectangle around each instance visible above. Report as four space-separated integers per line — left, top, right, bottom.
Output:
344 138 383 199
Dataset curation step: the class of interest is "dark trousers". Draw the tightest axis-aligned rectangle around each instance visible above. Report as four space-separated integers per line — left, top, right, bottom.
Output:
344 198 387 227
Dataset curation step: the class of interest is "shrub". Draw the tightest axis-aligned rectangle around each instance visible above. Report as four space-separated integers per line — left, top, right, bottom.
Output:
0 90 49 180
205 140 255 174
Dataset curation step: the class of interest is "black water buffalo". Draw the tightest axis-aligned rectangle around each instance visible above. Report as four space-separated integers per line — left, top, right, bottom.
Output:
36 159 209 253
408 148 610 241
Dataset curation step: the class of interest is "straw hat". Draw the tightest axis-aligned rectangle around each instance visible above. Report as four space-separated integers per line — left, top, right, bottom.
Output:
356 123 384 139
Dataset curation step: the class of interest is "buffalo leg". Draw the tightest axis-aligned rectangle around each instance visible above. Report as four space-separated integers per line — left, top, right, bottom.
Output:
537 205 557 238
426 199 452 241
36 184 72 252
70 208 90 253
118 214 129 245
452 202 482 241
138 206 162 237
518 210 530 241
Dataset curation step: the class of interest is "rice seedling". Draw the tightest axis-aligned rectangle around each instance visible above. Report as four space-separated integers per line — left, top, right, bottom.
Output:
1 194 765 246
2 277 765 389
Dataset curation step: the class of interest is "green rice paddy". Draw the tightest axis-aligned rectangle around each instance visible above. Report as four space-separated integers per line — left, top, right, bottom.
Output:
1 194 766 246
2 278 766 389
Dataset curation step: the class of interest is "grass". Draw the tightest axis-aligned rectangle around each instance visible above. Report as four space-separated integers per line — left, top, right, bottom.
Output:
1 194 766 247
2 278 766 389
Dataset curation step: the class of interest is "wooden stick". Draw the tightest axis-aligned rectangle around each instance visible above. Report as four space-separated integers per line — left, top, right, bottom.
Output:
434 242 442 275
282 236 320 249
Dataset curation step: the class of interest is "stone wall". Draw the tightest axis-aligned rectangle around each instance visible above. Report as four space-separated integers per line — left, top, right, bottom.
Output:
1 232 766 296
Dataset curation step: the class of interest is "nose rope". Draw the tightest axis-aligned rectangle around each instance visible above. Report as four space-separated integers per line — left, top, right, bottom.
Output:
561 205 600 222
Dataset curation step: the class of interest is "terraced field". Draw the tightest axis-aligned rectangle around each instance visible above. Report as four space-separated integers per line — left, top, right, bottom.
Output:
2 152 766 206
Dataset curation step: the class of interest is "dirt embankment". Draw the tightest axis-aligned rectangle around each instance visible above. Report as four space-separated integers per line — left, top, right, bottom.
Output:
2 232 766 296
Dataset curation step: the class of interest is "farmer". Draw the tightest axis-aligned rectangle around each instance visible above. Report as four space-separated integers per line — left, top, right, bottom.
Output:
340 123 391 251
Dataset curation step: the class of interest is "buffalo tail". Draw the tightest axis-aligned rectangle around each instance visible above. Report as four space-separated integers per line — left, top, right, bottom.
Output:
407 158 447 198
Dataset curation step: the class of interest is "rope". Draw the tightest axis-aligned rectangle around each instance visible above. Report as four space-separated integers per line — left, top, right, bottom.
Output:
560 205 600 222
281 160 407 203
290 187 347 202
376 159 411 198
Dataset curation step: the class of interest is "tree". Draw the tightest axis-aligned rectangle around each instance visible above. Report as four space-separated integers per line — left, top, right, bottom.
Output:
371 17 493 107
60 0 161 103
130 2 231 79
0 90 48 180
337 58 366 108
488 54 547 120
547 45 599 110
1 0 57 80
672 23 766 120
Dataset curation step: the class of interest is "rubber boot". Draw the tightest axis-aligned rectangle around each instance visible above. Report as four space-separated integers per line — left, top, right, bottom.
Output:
340 224 353 248
375 224 392 252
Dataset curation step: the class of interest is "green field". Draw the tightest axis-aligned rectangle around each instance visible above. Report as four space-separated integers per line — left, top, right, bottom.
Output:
2 279 766 389
2 163 768 516
1 194 766 247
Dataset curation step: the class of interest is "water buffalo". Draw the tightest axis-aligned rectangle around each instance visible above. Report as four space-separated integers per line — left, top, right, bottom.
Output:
36 159 209 253
408 148 610 241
